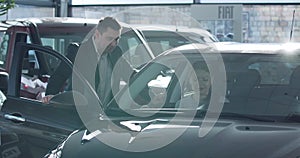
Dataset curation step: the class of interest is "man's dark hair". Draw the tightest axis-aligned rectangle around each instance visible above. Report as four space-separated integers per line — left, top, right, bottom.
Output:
97 17 121 34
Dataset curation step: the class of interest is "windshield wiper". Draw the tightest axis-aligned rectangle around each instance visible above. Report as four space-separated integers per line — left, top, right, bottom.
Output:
195 110 276 122
284 113 300 123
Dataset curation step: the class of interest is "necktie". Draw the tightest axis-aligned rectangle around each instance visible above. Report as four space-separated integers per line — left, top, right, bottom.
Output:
95 63 100 91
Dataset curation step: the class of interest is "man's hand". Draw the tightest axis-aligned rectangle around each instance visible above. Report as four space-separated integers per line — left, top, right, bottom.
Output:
41 95 54 104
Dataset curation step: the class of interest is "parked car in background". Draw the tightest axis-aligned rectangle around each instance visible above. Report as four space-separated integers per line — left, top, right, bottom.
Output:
215 32 234 42
134 25 219 56
0 17 154 99
0 17 154 158
44 42 300 158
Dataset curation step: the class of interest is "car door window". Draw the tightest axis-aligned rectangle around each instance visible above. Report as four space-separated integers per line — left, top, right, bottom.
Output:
19 48 63 101
249 62 293 85
0 33 9 69
41 35 84 56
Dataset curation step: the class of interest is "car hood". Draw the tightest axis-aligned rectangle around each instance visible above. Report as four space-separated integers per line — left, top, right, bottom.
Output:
55 118 300 158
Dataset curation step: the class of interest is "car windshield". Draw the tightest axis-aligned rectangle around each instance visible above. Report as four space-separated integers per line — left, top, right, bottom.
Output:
141 29 217 56
110 49 300 122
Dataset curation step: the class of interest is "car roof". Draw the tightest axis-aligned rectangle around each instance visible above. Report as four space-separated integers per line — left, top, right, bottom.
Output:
214 42 300 53
160 42 300 56
133 24 208 33
1 17 132 31
133 24 217 40
17 17 98 25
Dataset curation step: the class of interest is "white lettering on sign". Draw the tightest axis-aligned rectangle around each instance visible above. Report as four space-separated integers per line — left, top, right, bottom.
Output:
218 6 234 19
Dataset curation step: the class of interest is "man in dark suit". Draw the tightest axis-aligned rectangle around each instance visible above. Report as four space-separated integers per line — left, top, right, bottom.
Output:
43 17 133 107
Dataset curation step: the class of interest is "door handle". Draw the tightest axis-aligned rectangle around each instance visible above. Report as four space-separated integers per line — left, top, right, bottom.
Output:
4 114 26 123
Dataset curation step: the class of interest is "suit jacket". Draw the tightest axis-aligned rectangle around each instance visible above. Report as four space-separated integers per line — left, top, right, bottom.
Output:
46 37 133 107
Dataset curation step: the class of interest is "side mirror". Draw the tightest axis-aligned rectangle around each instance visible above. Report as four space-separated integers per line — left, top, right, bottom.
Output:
49 91 88 106
0 72 8 94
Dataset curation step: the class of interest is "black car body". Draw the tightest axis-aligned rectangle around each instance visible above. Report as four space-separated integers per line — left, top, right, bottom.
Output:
45 43 300 158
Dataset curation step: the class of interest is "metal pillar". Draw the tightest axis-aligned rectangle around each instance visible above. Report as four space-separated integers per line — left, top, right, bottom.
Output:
54 0 69 17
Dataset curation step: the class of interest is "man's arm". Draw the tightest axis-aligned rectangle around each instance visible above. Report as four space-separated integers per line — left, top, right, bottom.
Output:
45 43 79 95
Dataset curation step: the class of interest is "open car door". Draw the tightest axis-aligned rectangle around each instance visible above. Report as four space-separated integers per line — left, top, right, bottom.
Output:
0 42 86 158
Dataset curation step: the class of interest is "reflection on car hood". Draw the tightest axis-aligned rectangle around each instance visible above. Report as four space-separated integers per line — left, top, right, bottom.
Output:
56 118 300 158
